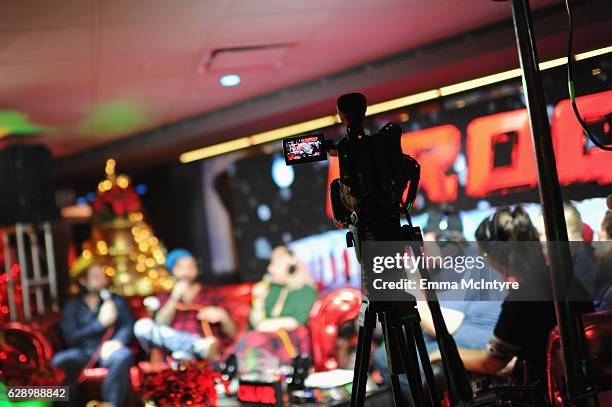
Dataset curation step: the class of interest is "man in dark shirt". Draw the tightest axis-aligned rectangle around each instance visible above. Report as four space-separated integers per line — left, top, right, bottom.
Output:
52 257 134 407
430 207 594 393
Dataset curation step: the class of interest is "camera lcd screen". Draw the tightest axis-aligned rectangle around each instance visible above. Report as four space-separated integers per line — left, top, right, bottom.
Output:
283 134 327 165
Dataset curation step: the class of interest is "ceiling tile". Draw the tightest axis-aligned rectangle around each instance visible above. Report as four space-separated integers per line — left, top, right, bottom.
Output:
98 22 214 56
210 12 333 48
0 0 92 31
96 52 195 82
0 28 90 62
0 60 91 91
100 0 231 24
97 76 183 98
225 0 348 15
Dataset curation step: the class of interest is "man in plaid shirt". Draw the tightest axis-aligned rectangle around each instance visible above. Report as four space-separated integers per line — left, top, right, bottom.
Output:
134 249 236 361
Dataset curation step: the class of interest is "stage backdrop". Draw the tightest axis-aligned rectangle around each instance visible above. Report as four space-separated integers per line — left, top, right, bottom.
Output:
200 53 612 285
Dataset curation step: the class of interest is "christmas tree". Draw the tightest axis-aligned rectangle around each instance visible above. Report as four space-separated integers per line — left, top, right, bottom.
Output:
75 159 171 296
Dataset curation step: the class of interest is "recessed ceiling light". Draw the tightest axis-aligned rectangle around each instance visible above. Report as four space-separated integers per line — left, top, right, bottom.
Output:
220 74 241 87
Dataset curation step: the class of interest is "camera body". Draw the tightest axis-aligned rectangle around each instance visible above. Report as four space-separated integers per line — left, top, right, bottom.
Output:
283 93 420 253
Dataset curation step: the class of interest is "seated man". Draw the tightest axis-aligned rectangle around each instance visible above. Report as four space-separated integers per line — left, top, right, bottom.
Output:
134 249 236 361
52 256 134 407
227 246 318 366
431 207 593 393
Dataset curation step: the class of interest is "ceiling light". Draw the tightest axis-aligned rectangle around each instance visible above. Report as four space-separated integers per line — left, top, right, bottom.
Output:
575 45 612 61
220 74 241 87
179 137 250 162
366 90 441 116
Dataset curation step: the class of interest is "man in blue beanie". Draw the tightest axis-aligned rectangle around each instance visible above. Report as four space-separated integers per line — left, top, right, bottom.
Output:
134 249 235 361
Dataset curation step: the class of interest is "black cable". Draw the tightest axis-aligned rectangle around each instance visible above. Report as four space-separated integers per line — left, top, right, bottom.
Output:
564 0 612 150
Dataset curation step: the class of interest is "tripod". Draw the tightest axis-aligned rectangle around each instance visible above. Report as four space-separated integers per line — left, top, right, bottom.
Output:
350 223 472 407
351 290 439 407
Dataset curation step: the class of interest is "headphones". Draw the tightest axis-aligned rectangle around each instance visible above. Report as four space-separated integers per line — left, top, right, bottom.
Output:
484 211 499 241
483 206 512 241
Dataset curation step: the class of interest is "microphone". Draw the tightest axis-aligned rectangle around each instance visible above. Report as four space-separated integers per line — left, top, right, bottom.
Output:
143 296 161 317
100 289 111 301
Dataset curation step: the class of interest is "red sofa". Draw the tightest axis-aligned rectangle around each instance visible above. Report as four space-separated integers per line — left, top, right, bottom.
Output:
308 287 361 371
65 284 361 403
547 309 612 406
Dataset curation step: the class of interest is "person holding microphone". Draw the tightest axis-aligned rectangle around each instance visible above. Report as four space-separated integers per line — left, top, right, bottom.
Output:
133 249 236 362
52 256 134 407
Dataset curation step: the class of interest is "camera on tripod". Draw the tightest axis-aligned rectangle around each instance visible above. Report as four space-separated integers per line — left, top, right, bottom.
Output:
282 94 452 407
280 93 481 407
282 93 420 248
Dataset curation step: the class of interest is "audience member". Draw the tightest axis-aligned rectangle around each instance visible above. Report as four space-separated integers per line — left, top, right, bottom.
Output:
431 206 593 393
375 207 502 405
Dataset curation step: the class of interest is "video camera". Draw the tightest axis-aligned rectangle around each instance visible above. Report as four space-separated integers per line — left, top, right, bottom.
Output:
283 93 421 257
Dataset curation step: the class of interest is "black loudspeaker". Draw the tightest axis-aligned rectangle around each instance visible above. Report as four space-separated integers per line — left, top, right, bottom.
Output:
0 144 58 226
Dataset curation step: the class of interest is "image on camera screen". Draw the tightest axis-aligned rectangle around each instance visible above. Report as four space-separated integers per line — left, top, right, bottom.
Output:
283 134 326 165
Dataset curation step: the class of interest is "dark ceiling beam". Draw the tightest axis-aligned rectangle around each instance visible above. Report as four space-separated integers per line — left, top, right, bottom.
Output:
54 0 608 179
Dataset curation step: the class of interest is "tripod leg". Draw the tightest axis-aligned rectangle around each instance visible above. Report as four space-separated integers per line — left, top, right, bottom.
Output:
380 311 429 407
391 323 428 407
350 304 376 407
384 318 409 407
412 322 442 407
389 375 406 407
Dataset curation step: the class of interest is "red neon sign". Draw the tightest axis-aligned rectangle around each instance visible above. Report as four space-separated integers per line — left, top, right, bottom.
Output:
325 90 612 218
465 109 538 197
401 124 461 202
